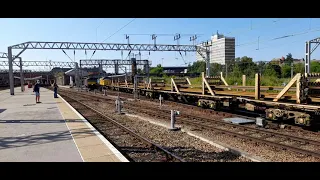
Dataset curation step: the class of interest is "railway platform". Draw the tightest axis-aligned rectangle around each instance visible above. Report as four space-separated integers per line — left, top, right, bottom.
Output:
0 86 128 162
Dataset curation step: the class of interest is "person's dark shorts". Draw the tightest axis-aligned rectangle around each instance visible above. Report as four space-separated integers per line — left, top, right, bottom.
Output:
35 92 40 96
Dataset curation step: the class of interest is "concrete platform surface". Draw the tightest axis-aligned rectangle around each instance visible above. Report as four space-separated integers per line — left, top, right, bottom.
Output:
0 86 128 162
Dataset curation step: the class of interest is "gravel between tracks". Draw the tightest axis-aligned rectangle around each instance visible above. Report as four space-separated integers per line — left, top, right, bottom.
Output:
124 112 320 161
135 99 320 141
184 127 319 162
117 101 320 162
99 89 320 143
77 100 251 162
60 89 320 162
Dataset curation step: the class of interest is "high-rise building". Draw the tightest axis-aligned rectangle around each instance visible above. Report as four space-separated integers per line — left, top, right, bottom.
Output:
196 32 235 65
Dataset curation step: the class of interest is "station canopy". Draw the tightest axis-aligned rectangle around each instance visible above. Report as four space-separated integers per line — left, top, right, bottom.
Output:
14 76 43 81
65 68 89 76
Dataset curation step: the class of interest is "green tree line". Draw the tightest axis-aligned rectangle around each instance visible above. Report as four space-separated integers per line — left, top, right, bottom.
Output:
187 53 320 86
147 53 320 86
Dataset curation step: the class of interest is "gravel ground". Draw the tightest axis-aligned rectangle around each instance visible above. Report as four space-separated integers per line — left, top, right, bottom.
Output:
117 101 320 162
61 89 320 162
80 100 251 162
65 96 179 162
119 115 251 162
195 128 320 162
120 101 320 159
129 96 320 142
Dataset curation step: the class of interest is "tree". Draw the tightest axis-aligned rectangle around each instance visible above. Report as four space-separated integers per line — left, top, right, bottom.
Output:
256 61 266 74
311 61 320 73
285 53 293 64
210 63 223 76
230 64 241 77
238 56 258 77
150 64 163 75
187 61 206 74
281 64 291 78
264 63 278 77
270 64 282 77
294 63 304 74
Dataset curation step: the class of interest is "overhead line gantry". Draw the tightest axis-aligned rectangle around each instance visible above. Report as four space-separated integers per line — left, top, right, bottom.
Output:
305 37 320 74
7 41 210 95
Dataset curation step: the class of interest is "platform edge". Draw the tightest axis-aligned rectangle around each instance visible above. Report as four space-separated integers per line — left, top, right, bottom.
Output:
57 94 129 162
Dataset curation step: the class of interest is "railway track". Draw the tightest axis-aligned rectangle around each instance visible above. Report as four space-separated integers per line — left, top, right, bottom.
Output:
82 88 306 129
105 88 320 131
60 93 185 162
119 99 320 159
59 88 320 160
75 87 256 119
69 87 319 132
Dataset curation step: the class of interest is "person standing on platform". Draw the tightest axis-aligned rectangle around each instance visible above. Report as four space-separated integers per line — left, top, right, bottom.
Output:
53 83 59 98
33 80 41 103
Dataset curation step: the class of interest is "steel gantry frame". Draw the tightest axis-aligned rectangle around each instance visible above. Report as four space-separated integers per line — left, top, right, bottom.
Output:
0 60 75 67
0 52 10 58
305 37 320 74
0 69 49 73
10 41 201 51
7 41 209 95
0 52 25 92
1 52 77 93
79 59 150 74
79 59 150 66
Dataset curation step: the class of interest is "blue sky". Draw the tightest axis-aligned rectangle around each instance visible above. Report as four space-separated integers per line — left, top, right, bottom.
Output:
1 18 320 72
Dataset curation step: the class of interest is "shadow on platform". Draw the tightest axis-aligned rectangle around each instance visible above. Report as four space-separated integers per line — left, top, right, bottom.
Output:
0 127 98 150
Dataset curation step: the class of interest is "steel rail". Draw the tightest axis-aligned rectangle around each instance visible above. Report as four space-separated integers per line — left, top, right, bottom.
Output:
59 91 185 162
180 119 320 159
61 88 320 147
60 88 320 159
121 101 320 158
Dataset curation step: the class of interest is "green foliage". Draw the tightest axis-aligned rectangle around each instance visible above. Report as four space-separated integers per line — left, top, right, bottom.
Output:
285 53 293 64
264 64 280 78
150 64 164 75
188 61 206 74
177 55 318 87
281 64 291 78
294 63 304 74
210 63 223 76
260 77 290 86
229 64 241 77
311 61 320 72
236 56 258 77
226 76 254 86
189 77 202 85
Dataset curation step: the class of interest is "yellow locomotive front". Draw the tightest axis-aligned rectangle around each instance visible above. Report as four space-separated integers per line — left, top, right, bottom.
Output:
99 77 112 86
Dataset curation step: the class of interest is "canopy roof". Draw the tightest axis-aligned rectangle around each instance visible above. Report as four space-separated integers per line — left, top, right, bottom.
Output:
65 68 89 76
